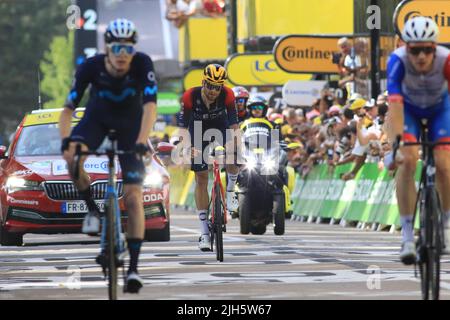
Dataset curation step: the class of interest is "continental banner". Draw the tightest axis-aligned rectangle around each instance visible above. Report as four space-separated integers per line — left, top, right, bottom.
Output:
394 0 450 44
273 36 341 74
224 53 311 86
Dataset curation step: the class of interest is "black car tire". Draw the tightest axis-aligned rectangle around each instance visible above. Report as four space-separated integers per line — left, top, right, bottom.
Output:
0 224 23 246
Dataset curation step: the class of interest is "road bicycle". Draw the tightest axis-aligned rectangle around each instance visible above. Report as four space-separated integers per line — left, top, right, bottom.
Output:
74 129 141 300
393 120 450 300
206 145 228 262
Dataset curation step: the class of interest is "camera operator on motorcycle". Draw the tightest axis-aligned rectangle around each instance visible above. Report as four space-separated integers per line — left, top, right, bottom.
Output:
235 97 291 234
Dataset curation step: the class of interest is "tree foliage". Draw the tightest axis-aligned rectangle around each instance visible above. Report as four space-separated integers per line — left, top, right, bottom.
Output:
40 32 74 109
0 0 70 138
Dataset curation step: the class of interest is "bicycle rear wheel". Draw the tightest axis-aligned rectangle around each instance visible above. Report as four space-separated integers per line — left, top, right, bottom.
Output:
214 184 224 262
106 195 118 300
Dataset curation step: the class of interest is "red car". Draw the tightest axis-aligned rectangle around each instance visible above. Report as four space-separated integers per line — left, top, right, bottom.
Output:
0 109 172 246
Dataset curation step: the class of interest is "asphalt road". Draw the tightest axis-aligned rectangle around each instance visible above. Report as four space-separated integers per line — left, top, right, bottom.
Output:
1 207 449 300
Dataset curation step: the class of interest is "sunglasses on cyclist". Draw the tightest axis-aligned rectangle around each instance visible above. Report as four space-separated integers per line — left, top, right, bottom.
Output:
108 43 135 56
251 105 265 110
236 98 248 104
204 81 223 91
408 46 435 56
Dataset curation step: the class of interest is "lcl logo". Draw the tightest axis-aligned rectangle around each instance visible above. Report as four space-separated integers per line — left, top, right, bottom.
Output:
254 59 277 72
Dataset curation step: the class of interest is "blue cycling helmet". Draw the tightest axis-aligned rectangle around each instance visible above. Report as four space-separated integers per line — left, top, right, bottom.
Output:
104 18 138 44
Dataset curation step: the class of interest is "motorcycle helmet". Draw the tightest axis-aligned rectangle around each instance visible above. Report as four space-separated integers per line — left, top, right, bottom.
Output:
247 96 269 117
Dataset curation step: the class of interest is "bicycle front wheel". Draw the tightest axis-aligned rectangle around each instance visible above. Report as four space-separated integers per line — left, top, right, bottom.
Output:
420 187 442 300
428 188 442 300
106 195 118 300
214 184 224 262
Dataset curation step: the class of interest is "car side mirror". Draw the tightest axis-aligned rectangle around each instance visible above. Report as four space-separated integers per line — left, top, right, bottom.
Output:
156 142 175 154
0 146 7 159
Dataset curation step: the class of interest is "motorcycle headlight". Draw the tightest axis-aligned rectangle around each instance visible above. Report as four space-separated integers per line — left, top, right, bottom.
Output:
246 156 257 171
143 172 163 189
263 158 276 171
6 177 43 194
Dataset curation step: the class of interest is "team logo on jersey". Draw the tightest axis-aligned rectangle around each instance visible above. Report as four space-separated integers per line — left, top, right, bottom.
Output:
148 71 156 82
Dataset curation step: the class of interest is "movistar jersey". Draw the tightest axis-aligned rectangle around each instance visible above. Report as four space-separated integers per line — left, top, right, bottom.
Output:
64 52 157 184
65 52 157 112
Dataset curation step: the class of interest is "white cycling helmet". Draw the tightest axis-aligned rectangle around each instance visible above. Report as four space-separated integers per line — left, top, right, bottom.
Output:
105 18 138 44
402 16 439 43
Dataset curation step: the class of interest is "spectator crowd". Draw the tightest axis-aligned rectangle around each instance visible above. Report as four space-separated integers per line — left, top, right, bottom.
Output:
165 0 226 28
268 90 390 181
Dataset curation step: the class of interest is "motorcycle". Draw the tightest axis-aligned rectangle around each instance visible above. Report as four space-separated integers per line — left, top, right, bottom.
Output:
234 137 289 235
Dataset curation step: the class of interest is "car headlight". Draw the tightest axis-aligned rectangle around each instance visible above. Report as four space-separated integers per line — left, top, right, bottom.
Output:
6 177 43 193
143 172 163 189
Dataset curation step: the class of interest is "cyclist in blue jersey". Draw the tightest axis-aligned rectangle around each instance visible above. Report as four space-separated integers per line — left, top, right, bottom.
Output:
386 16 450 265
58 19 158 292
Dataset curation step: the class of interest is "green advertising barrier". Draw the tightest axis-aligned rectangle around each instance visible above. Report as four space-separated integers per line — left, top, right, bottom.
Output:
157 92 181 115
342 163 380 223
291 161 424 229
372 161 422 227
318 163 353 219
295 165 323 217
308 165 333 218
363 169 392 224
332 176 357 221
291 175 306 214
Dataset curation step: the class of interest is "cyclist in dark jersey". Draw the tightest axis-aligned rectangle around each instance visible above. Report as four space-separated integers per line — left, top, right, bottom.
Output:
59 18 157 292
178 64 240 251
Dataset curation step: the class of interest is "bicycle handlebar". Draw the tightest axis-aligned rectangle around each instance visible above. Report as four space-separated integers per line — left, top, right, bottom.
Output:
73 143 144 180
392 134 450 165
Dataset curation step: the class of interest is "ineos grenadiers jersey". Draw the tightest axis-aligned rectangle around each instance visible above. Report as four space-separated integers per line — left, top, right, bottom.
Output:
179 86 238 128
387 45 450 108
65 52 157 112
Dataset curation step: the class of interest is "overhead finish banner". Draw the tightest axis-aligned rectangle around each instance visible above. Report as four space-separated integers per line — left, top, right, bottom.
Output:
273 35 341 74
224 53 311 86
394 0 450 44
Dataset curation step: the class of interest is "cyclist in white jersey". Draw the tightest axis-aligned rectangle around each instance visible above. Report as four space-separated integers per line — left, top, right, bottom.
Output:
386 16 450 265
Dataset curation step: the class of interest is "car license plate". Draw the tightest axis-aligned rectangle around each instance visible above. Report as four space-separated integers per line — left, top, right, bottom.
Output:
63 200 106 214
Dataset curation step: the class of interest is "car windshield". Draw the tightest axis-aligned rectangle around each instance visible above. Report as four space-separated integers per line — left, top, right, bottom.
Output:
15 124 113 156
15 124 62 156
